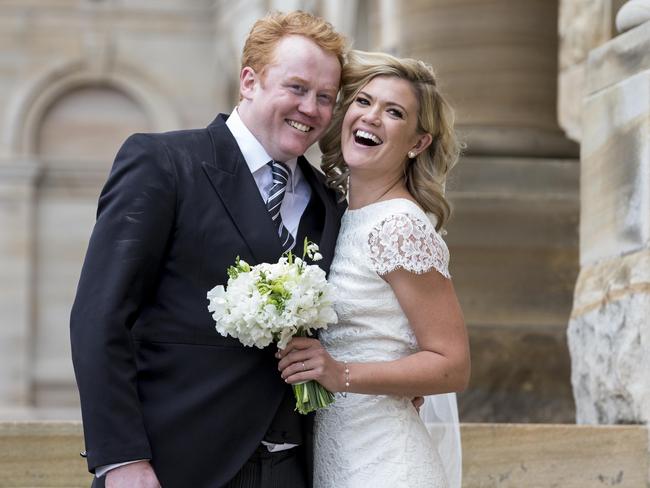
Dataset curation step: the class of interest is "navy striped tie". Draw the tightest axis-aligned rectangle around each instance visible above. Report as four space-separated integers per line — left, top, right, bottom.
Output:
266 161 295 252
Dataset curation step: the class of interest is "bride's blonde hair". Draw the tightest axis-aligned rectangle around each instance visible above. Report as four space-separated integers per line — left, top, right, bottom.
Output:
319 50 461 230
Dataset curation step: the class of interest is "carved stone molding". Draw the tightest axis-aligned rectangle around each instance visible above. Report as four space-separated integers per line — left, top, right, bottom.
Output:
616 0 650 32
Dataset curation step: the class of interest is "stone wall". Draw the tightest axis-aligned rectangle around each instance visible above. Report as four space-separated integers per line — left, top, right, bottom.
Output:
568 19 650 425
0 0 234 415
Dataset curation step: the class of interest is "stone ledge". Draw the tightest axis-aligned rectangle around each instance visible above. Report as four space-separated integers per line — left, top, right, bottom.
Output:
448 156 579 198
587 21 650 94
462 423 649 487
0 421 90 487
0 422 647 487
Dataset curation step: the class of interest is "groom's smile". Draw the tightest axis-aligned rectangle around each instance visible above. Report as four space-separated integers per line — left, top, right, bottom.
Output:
286 119 312 133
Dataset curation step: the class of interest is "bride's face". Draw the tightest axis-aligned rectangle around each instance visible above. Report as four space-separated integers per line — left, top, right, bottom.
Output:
341 75 429 175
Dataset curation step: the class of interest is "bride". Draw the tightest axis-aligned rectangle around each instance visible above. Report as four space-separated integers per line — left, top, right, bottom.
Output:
277 50 470 488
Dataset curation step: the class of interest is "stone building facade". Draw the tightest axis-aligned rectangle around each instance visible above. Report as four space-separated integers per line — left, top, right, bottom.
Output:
0 0 645 426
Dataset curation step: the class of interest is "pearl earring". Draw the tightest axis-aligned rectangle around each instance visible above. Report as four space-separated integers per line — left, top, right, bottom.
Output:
408 151 416 159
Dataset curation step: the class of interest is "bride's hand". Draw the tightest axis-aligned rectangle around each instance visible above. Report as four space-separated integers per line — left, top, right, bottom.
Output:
276 337 345 392
412 396 425 412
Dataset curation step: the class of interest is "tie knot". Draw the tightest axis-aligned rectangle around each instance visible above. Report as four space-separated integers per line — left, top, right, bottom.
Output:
269 160 290 186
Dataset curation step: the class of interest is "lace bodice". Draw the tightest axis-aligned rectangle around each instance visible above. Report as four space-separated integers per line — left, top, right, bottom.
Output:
320 198 450 364
314 198 450 488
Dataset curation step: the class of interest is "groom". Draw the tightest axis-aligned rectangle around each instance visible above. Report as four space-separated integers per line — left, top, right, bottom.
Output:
70 11 346 488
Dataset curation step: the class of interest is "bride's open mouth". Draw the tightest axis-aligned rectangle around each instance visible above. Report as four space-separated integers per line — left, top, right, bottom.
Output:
354 129 383 146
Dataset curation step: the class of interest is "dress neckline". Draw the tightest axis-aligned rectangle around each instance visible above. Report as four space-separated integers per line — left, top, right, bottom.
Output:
346 197 423 214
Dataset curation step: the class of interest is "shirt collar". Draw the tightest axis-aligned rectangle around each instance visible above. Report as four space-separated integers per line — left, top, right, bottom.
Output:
225 107 298 175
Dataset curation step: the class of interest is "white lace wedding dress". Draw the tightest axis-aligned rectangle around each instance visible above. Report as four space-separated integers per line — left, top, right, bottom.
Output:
314 198 459 488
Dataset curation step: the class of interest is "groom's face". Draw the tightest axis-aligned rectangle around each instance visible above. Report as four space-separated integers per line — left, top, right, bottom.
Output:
239 35 341 162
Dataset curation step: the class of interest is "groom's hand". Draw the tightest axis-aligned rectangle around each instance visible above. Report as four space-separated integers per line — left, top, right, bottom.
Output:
105 461 161 488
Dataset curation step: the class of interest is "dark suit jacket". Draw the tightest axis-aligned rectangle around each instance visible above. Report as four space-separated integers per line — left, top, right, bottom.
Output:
70 114 343 488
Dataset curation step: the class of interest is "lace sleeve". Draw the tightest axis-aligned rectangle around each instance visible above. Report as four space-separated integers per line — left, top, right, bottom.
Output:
368 213 451 278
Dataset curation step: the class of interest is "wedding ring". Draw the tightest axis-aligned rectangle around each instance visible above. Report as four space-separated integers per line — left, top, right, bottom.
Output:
301 362 306 371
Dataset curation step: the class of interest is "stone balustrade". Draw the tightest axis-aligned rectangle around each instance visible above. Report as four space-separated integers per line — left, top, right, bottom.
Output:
0 422 647 487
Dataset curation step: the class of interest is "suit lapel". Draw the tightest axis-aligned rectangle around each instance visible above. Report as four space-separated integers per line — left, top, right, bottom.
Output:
297 157 340 274
201 114 341 268
201 115 283 264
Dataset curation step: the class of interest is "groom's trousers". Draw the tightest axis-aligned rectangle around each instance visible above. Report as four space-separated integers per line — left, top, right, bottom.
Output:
88 447 305 488
223 445 306 488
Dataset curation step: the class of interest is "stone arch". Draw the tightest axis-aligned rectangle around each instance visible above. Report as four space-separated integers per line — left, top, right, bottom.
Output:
4 58 181 157
36 85 150 166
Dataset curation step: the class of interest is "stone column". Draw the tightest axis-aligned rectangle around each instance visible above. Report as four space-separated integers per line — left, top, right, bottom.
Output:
395 0 580 422
401 0 578 158
568 19 650 424
0 161 40 409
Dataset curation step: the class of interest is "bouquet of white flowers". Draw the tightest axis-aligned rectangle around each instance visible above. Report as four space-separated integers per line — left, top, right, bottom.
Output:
206 239 338 414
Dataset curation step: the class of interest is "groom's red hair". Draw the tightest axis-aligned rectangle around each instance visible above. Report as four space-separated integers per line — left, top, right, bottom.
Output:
241 10 346 81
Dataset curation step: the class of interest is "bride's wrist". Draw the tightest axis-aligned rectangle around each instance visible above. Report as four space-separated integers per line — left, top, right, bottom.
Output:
341 361 350 396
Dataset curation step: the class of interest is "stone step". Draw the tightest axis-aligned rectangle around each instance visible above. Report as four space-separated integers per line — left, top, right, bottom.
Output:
462 423 649 487
0 422 646 487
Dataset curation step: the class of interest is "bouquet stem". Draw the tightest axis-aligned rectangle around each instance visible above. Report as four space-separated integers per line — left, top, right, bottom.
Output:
290 328 335 414
292 380 335 415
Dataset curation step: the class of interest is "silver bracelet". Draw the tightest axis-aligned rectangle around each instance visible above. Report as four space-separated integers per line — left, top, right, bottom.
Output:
342 361 350 398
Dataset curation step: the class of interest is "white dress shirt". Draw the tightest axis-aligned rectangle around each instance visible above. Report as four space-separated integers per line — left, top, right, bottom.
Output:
225 108 311 240
96 110 311 477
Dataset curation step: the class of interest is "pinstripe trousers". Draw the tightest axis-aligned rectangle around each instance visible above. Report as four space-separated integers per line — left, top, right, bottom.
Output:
90 448 306 488
223 446 306 488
